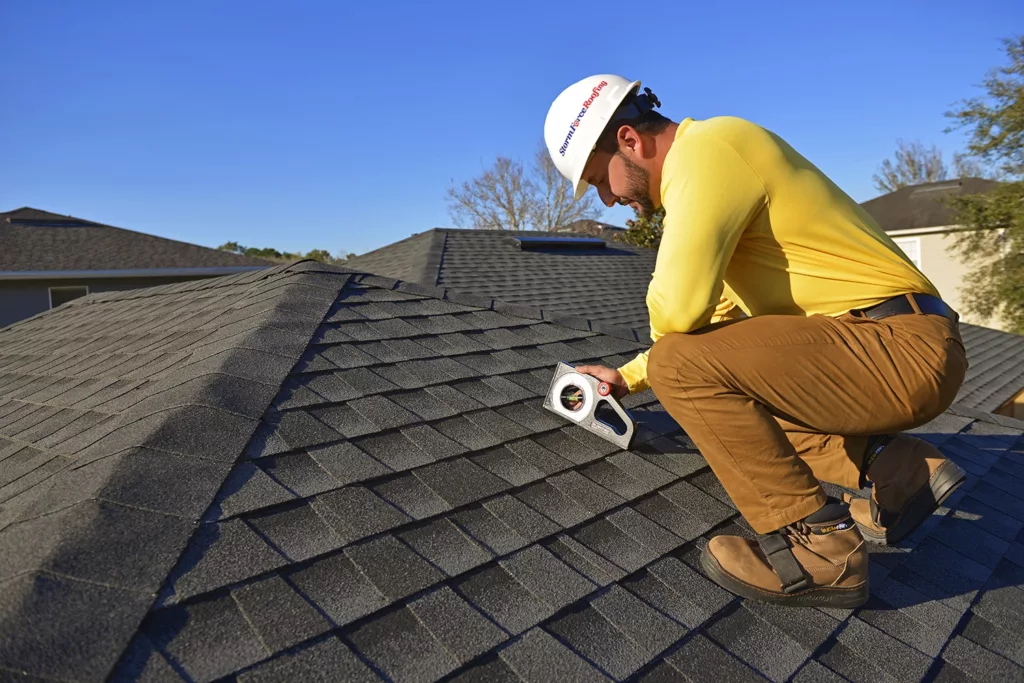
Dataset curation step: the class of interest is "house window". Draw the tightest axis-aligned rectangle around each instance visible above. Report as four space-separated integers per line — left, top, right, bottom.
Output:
49 286 89 308
892 237 922 269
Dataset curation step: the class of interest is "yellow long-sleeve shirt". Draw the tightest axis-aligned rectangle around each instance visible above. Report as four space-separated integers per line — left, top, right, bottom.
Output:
617 116 940 394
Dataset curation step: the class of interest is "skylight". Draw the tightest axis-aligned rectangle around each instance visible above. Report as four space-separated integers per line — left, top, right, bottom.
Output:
515 236 607 251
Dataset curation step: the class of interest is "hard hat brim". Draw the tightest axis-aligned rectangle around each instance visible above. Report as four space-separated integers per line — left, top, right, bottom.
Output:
573 179 590 202
569 80 641 202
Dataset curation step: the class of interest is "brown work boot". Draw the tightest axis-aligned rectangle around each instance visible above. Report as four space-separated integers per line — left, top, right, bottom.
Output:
699 499 869 608
844 433 966 545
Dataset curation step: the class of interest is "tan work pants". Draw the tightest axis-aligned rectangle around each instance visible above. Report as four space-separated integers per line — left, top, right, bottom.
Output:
646 306 968 534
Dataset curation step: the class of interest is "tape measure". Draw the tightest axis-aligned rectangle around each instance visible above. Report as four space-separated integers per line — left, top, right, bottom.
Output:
542 361 636 450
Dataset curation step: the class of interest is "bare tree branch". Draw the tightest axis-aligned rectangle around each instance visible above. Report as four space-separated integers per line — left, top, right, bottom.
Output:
446 157 535 230
446 142 602 231
529 141 602 231
952 152 986 179
872 139 949 194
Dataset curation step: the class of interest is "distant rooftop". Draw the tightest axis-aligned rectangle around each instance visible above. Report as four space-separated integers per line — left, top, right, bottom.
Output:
0 207 274 273
860 178 1001 233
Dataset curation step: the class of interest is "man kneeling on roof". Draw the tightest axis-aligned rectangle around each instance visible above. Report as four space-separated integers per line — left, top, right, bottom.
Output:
544 74 968 608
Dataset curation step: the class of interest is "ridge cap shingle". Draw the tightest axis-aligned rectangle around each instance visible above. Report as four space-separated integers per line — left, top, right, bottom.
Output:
0 268 348 681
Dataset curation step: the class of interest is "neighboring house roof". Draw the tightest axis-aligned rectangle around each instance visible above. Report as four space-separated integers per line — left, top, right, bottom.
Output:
860 178 1001 233
0 207 273 275
2 260 1024 682
345 229 657 330
345 228 1024 413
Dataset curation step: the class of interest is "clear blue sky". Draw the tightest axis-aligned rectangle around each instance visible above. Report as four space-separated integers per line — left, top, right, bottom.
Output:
1 1 1020 257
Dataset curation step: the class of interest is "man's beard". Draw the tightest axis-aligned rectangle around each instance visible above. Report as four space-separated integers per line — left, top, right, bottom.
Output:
620 153 656 216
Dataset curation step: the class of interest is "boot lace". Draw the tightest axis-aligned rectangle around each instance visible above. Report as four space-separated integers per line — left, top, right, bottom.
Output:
781 521 812 547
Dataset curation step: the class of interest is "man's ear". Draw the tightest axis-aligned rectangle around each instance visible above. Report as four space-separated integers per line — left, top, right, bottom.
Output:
616 125 644 157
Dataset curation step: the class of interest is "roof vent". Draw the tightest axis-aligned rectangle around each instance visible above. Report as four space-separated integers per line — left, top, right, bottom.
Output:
515 236 607 251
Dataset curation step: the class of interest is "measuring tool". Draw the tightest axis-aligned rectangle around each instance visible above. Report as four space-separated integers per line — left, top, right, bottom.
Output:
542 361 636 450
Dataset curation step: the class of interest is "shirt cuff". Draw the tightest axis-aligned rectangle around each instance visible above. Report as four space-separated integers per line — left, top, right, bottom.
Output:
617 352 651 394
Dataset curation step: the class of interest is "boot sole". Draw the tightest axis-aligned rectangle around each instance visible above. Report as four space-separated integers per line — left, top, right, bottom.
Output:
699 549 869 608
858 458 967 546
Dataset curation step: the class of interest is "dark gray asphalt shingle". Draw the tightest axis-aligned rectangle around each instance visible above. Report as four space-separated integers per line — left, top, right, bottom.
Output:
0 572 154 682
705 605 817 683
662 634 767 683
346 228 653 332
347 227 1024 415
237 636 380 683
4 259 1024 683
398 517 495 576
231 573 333 654
166 518 287 601
286 552 388 627
142 593 268 682
349 606 460 681
500 628 611 682
408 586 509 665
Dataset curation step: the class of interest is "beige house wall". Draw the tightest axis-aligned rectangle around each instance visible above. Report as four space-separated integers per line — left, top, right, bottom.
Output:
890 229 1008 331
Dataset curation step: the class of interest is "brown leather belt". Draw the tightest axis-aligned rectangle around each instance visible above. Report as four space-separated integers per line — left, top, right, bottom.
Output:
853 293 958 323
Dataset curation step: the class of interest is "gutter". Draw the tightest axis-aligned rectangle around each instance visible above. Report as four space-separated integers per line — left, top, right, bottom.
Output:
0 266 270 281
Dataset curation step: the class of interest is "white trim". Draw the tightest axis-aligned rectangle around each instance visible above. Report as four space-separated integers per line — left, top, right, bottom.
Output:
884 225 958 237
884 224 1008 237
0 266 269 281
48 285 89 309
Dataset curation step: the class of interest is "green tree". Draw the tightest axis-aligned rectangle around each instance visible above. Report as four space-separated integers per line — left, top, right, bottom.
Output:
614 206 665 248
303 248 355 265
217 242 353 265
946 36 1024 178
943 36 1024 331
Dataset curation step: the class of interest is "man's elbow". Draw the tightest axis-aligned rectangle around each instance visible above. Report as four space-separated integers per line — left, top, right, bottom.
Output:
650 301 714 336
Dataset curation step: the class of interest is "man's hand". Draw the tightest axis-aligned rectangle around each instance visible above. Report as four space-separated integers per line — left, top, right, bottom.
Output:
574 365 629 400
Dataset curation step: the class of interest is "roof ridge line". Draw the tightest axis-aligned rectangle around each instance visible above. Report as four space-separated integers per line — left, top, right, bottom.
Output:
0 269 352 681
342 229 442 263
418 229 447 287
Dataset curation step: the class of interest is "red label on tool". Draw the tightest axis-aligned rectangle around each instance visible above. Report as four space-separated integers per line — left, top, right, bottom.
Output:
598 382 611 396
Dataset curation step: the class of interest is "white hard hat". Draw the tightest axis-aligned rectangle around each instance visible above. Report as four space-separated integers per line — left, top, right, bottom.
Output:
544 74 643 201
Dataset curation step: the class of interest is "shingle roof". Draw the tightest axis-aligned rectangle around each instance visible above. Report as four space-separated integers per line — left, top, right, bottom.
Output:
0 207 274 272
859 178 1001 233
346 229 656 331
957 325 1024 412
3 261 1024 682
345 228 1024 413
